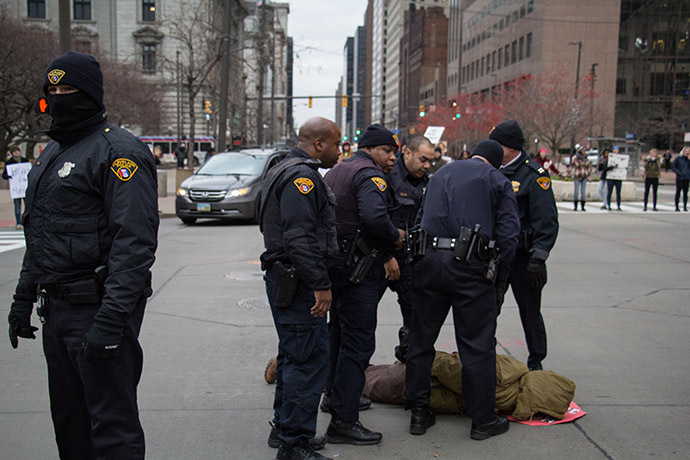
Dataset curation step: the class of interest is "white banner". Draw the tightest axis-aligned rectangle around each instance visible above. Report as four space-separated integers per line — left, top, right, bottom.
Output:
423 126 446 145
7 162 32 199
607 154 629 181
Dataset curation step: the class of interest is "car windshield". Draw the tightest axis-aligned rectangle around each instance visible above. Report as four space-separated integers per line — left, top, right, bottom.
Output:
196 152 268 176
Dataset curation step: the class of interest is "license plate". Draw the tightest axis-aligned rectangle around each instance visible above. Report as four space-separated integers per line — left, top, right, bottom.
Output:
197 203 211 212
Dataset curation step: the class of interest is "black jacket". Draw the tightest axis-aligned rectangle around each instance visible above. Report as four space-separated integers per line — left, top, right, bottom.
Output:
260 148 338 290
15 121 159 317
500 152 559 260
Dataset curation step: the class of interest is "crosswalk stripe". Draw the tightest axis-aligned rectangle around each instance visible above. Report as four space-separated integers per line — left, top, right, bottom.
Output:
0 231 26 254
556 202 683 214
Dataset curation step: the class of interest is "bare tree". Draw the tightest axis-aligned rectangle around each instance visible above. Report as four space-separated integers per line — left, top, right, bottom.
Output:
99 58 163 134
162 0 222 168
0 6 57 157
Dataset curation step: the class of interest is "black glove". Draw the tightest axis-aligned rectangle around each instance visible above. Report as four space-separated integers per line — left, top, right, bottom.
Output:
8 300 38 349
82 309 125 363
526 258 547 289
495 278 508 313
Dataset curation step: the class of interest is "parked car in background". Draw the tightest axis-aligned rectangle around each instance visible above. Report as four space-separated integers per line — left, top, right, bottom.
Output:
561 149 599 167
175 148 289 224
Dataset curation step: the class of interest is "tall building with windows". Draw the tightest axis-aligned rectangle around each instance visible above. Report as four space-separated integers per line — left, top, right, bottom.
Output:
459 0 620 137
1 0 262 147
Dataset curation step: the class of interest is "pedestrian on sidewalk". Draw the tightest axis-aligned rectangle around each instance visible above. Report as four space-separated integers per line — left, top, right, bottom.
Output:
597 149 614 209
607 146 624 211
2 145 30 229
672 146 690 212
567 148 592 211
663 150 672 173
642 149 661 211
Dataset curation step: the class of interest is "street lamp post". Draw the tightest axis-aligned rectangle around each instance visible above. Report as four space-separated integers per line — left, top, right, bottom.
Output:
589 63 598 137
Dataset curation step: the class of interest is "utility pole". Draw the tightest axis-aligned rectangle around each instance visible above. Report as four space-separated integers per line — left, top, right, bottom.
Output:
568 41 582 156
256 2 267 146
217 0 232 152
176 50 182 143
589 63 598 137
58 0 70 53
270 15 276 146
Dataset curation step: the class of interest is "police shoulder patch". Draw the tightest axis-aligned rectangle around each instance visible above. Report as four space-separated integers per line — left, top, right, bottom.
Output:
371 177 387 192
47 69 65 85
111 158 139 182
293 177 314 194
536 176 551 190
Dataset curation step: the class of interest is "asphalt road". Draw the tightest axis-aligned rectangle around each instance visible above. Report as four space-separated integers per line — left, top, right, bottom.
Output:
1 209 689 459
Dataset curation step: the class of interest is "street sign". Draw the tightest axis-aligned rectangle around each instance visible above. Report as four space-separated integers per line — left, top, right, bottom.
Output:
424 126 445 144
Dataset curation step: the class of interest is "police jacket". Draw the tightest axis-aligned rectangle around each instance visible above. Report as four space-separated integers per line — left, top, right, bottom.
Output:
386 153 428 230
672 155 690 181
260 148 337 291
16 121 159 317
500 152 559 261
324 150 399 249
418 158 520 280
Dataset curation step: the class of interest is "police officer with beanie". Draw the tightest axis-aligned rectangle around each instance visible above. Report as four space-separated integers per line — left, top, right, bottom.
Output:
489 120 559 371
381 135 432 362
260 117 341 460
323 124 405 446
7 52 158 459
404 140 519 440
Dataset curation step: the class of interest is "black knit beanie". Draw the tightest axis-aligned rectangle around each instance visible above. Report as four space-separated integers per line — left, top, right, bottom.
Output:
43 52 104 108
489 120 524 151
470 140 504 169
358 124 398 149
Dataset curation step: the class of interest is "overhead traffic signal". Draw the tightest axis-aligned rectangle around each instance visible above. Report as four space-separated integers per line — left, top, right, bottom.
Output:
342 95 348 108
419 105 426 117
308 97 313 108
204 100 212 114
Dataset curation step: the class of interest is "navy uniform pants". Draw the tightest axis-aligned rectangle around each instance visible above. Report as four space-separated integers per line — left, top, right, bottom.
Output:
42 295 146 460
405 249 497 424
378 250 414 329
507 247 547 369
266 267 329 447
326 253 381 422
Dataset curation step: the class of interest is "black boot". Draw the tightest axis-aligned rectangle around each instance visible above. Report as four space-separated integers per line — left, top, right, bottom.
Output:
268 422 327 450
580 200 586 211
470 416 510 440
409 407 436 435
573 200 578 211
326 417 382 446
394 326 410 363
288 442 331 460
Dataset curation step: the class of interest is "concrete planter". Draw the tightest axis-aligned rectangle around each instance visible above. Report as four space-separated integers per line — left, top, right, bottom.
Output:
551 180 636 201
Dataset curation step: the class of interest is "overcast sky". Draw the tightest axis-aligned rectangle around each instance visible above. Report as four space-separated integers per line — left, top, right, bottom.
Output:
287 0 369 128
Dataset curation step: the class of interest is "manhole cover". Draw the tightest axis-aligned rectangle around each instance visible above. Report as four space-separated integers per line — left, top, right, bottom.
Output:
225 271 264 281
237 296 270 310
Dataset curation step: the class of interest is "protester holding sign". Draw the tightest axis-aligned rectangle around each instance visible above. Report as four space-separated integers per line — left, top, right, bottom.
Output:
2 145 30 229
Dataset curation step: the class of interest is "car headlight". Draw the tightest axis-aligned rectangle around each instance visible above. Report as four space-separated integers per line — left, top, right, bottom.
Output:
177 187 189 197
228 187 250 197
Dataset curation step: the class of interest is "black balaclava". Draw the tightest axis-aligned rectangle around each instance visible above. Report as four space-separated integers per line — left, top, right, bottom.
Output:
43 51 107 144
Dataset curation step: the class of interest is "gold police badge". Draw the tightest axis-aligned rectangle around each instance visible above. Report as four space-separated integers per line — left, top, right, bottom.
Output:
47 69 66 85
371 177 387 192
512 181 521 193
110 158 139 182
293 177 314 194
536 177 551 190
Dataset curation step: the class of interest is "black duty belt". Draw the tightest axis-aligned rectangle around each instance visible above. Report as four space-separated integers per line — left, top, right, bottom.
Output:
425 236 463 250
40 284 69 299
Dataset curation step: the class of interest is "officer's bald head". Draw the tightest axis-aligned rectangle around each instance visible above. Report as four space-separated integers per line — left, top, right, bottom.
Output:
297 117 341 168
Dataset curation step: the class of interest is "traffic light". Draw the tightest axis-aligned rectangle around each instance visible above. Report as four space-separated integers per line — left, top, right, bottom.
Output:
355 128 361 136
342 95 348 108
419 105 426 117
38 97 48 113
308 97 313 108
455 113 462 119
204 100 212 114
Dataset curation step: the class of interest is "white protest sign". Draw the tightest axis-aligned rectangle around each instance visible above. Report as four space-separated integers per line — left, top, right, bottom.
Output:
607 154 629 181
7 162 32 199
423 126 446 145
